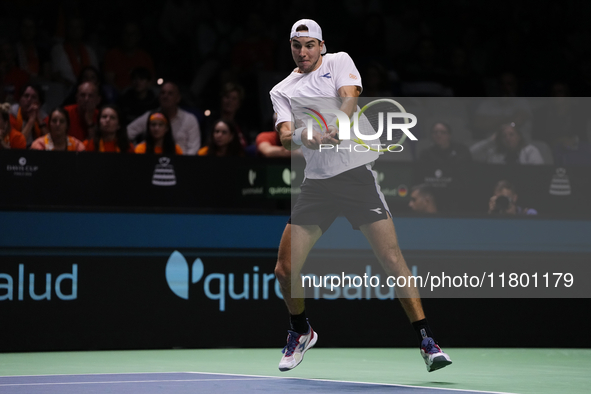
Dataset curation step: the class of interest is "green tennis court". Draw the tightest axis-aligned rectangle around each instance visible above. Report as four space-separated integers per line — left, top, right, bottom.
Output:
1 348 588 394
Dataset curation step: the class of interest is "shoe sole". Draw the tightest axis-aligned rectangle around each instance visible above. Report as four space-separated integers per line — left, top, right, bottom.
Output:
279 331 319 372
428 356 452 372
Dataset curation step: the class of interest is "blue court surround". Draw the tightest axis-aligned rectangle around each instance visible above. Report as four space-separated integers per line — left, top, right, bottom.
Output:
0 373 514 394
1 211 590 252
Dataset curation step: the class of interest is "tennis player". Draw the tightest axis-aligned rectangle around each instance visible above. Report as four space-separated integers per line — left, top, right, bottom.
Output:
269 19 452 373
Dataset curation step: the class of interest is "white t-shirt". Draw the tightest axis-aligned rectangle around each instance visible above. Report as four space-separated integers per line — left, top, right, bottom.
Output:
270 52 379 179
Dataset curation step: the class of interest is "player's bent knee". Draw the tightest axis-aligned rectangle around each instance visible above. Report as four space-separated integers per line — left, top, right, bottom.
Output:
274 262 291 284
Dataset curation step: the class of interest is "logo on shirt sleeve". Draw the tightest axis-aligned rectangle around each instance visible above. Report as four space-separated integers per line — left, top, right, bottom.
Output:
321 72 331 79
349 73 358 80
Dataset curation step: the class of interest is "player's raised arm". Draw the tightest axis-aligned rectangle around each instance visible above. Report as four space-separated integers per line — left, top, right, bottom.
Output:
338 85 361 118
321 85 361 144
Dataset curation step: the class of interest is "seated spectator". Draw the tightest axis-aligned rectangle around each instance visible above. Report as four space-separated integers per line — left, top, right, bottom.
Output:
9 84 47 146
84 105 133 153
488 180 537 215
198 119 244 157
15 17 51 83
117 67 157 126
408 184 438 213
470 123 544 164
418 122 472 164
60 81 101 142
134 111 182 155
62 66 116 106
0 39 30 103
31 107 85 151
104 22 155 92
205 83 248 147
0 102 26 149
51 17 99 88
127 81 200 155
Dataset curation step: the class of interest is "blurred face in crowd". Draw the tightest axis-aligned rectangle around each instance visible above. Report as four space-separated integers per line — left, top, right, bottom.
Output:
20 86 40 112
291 34 323 73
76 82 100 112
431 123 451 149
213 121 234 148
159 83 181 111
99 108 120 136
491 186 518 214
500 124 521 150
49 110 68 139
494 187 517 203
149 115 168 142
221 90 241 115
409 189 427 212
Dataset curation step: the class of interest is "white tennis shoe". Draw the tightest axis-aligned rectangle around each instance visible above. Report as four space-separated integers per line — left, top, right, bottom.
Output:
420 337 452 372
278 325 318 371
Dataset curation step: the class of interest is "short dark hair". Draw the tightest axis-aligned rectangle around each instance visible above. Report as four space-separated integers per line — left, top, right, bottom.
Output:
412 184 436 199
20 83 45 105
431 122 452 134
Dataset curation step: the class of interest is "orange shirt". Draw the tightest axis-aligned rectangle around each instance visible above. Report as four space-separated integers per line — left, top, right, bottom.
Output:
197 146 208 156
63 104 99 142
30 134 85 151
134 142 183 155
10 108 44 140
2 129 27 149
84 139 134 153
256 131 281 147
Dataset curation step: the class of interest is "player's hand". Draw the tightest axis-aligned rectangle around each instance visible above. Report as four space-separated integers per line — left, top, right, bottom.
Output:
322 125 341 145
301 129 324 150
26 103 39 123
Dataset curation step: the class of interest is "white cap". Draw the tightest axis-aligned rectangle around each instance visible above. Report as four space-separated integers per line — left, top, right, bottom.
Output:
290 19 327 55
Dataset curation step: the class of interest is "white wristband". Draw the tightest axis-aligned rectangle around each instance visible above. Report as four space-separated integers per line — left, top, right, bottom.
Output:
292 126 305 146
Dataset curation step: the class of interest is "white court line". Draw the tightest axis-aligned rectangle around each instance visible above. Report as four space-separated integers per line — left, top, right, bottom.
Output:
0 377 277 387
186 371 518 394
0 371 517 394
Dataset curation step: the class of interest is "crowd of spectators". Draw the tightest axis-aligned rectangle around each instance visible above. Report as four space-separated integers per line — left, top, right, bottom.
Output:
1 0 590 215
1 1 590 160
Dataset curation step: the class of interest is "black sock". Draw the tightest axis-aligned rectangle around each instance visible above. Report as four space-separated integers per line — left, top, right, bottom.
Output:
289 311 309 334
412 318 434 344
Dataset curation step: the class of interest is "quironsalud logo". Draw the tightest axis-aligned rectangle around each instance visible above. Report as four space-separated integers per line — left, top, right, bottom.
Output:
152 157 176 186
165 251 204 300
164 250 283 311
